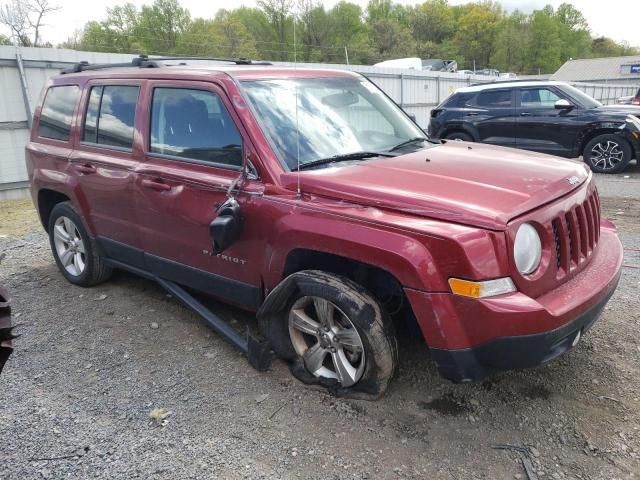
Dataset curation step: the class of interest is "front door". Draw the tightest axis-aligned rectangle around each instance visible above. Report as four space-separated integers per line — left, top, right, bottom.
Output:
133 81 265 308
515 86 581 157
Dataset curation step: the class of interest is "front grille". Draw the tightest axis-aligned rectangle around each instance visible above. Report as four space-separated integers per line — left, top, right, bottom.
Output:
552 220 562 269
551 189 600 277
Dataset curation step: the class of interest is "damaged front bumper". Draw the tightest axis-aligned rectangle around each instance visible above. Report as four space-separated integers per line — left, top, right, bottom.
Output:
406 225 623 382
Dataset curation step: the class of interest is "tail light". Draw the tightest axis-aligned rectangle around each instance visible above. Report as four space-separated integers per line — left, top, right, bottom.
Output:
632 98 640 105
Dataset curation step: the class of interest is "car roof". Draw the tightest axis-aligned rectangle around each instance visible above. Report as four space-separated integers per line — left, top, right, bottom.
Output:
456 80 568 93
53 64 360 83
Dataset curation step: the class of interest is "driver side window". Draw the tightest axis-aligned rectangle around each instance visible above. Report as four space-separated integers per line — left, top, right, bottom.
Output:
150 87 243 167
520 88 562 108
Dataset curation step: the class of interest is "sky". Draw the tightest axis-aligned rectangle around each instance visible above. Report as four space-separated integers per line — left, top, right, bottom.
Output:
4 0 640 50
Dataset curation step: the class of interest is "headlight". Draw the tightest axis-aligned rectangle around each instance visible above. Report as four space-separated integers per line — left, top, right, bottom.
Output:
514 223 542 275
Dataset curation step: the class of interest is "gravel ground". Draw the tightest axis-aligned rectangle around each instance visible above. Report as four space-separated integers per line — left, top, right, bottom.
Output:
0 173 639 480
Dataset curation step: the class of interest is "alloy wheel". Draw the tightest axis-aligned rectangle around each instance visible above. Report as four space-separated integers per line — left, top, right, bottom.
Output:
53 216 86 276
590 140 624 171
288 296 365 387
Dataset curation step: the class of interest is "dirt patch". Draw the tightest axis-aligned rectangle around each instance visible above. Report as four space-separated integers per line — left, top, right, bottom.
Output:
519 384 552 400
419 394 470 416
0 198 39 237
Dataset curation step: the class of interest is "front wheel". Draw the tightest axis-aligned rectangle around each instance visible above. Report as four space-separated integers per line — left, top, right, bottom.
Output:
583 134 632 174
445 131 473 142
48 202 112 287
263 271 398 400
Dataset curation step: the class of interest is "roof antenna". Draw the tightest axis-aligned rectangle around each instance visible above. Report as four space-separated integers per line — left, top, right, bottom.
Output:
293 9 301 198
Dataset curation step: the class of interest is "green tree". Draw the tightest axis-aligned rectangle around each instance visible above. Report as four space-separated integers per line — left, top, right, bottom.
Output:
591 36 638 57
454 2 502 69
176 15 257 58
135 0 191 54
369 18 416 59
298 0 333 62
227 7 277 60
77 3 140 53
410 0 454 44
553 3 591 61
526 8 561 73
326 2 371 64
258 0 294 61
0 33 11 45
68 0 640 72
490 10 529 72
556 3 588 30
365 0 407 25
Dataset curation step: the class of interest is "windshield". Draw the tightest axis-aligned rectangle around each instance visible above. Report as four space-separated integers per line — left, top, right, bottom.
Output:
241 76 426 170
421 59 444 71
558 84 602 109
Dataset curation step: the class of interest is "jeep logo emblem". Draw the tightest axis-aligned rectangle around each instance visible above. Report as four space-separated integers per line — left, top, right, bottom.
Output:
567 176 580 186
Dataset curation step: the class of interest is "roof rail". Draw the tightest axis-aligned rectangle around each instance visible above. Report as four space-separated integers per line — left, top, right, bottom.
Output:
470 78 556 86
151 56 272 66
60 54 271 74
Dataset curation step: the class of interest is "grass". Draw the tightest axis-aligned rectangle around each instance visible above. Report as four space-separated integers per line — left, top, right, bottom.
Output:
0 198 40 237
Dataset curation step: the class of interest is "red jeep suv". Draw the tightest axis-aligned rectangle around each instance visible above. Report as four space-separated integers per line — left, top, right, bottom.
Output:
26 57 623 399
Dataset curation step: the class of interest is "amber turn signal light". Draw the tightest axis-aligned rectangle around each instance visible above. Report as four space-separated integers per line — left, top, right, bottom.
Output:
448 277 516 299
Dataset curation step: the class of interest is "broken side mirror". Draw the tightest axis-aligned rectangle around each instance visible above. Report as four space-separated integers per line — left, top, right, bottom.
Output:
210 199 241 254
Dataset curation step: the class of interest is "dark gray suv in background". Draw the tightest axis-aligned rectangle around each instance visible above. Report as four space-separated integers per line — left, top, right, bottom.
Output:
428 80 640 173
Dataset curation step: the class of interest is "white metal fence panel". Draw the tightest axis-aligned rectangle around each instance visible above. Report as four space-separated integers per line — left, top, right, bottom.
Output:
0 47 639 199
0 129 30 184
0 66 27 123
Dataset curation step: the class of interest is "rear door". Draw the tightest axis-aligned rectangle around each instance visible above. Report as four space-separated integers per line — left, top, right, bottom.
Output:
69 80 143 251
467 88 516 147
515 86 582 157
133 80 265 308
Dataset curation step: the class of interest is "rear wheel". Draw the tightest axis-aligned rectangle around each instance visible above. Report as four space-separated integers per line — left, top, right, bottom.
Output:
264 271 398 400
48 202 112 287
583 134 632 174
445 131 473 142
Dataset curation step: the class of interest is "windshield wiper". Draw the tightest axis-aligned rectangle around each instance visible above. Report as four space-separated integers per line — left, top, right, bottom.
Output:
297 151 395 171
389 137 431 151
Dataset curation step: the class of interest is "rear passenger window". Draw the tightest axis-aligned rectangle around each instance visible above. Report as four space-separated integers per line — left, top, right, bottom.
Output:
38 86 80 141
444 92 474 108
474 90 512 108
150 88 242 167
82 85 139 149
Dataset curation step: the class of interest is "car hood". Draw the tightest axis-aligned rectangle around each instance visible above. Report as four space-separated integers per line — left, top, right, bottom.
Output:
594 105 640 117
280 142 590 230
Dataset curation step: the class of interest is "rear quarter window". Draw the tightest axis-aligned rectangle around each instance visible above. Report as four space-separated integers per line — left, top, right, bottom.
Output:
441 92 474 108
38 85 80 141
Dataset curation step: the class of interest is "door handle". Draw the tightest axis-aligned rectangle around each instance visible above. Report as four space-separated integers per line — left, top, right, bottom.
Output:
141 178 172 192
465 112 478 116
74 163 97 174
519 112 531 117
